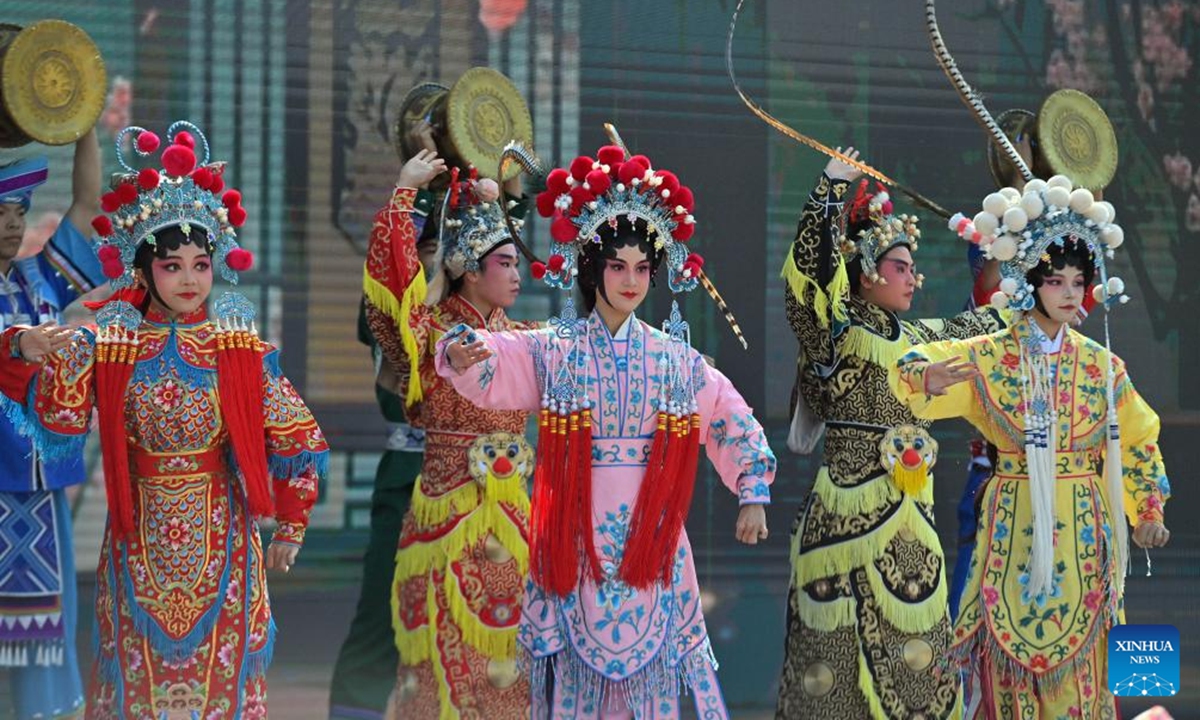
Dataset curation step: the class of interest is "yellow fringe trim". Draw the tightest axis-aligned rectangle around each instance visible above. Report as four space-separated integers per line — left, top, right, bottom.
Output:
410 476 481 528
792 587 856 632
839 324 909 368
391 573 434 666
890 462 929 496
780 251 849 328
485 472 532 516
393 473 531 666
443 566 520 660
363 269 428 406
810 468 934 517
793 495 941 588
857 650 891 720
862 562 950 635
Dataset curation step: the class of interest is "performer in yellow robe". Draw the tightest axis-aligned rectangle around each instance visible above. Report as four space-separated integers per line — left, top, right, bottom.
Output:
892 175 1171 719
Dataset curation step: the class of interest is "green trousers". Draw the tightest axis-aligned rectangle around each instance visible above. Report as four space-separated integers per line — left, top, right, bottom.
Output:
327 449 421 719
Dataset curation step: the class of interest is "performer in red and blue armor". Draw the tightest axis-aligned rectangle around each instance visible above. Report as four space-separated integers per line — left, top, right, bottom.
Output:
0 129 104 720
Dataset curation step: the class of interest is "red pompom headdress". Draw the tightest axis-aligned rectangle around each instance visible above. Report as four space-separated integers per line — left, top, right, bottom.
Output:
86 121 270 540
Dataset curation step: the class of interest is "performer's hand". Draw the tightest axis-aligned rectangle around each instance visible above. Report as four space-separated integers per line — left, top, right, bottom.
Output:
446 335 493 372
825 146 863 182
266 542 300 572
17 322 75 363
409 118 438 154
1133 520 1170 549
503 173 523 199
398 149 447 189
921 356 979 396
735 504 768 545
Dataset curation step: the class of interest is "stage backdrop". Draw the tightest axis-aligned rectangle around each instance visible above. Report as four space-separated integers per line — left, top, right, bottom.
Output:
2 0 1195 712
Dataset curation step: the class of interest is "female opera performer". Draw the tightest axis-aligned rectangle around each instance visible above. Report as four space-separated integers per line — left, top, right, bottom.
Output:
0 123 327 719
892 176 1170 718
440 137 776 719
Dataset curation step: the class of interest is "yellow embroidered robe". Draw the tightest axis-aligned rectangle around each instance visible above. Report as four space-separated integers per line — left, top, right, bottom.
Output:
892 318 1170 719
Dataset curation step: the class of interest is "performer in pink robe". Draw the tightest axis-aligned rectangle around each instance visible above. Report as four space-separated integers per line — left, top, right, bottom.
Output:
438 135 776 719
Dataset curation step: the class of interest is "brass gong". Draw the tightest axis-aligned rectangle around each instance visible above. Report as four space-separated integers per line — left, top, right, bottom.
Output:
393 67 532 182
987 89 1118 191
0 20 106 147
1036 89 1118 192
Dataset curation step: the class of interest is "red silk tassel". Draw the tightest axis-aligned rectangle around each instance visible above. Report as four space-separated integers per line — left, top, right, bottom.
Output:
619 413 680 589
534 412 572 596
94 334 138 539
216 327 272 517
576 408 601 584
620 412 703 588
653 414 701 583
529 409 557 591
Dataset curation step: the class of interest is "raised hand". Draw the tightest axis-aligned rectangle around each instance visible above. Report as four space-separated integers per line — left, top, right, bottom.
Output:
921 355 980 396
825 146 863 183
17 322 76 363
446 335 493 373
398 149 447 190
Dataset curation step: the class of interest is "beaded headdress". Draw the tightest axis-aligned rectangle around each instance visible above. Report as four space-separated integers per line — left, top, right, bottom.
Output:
530 142 702 293
89 121 254 299
948 174 1126 312
841 180 923 286
436 166 520 280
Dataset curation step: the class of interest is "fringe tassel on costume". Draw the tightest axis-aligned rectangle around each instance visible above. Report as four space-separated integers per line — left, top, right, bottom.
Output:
95 326 140 537
524 637 719 713
362 268 428 406
216 318 273 518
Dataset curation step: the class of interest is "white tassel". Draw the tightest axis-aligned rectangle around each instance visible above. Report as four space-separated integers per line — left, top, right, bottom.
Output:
1020 337 1058 602
1102 309 1130 595
1025 417 1057 600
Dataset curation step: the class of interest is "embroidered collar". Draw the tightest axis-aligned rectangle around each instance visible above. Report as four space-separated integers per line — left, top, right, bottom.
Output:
144 305 208 326
1016 314 1067 356
444 293 507 330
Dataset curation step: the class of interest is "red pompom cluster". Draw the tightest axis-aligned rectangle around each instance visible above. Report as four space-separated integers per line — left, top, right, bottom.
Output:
96 243 124 279
222 188 247 227
91 216 114 237
226 247 254 271
135 131 160 154
137 167 161 191
534 145 697 248
849 179 892 225
99 183 138 213
162 144 197 177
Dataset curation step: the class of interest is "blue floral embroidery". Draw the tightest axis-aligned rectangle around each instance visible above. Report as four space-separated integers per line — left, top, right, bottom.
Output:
478 359 496 390
1079 525 1096 546
1018 566 1065 607
593 504 644 644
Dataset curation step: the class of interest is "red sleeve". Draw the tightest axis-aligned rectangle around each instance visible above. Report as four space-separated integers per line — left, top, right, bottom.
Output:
0 328 40 402
362 187 435 408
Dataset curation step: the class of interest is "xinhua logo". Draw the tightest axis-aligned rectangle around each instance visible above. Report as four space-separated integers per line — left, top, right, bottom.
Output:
1109 624 1180 697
